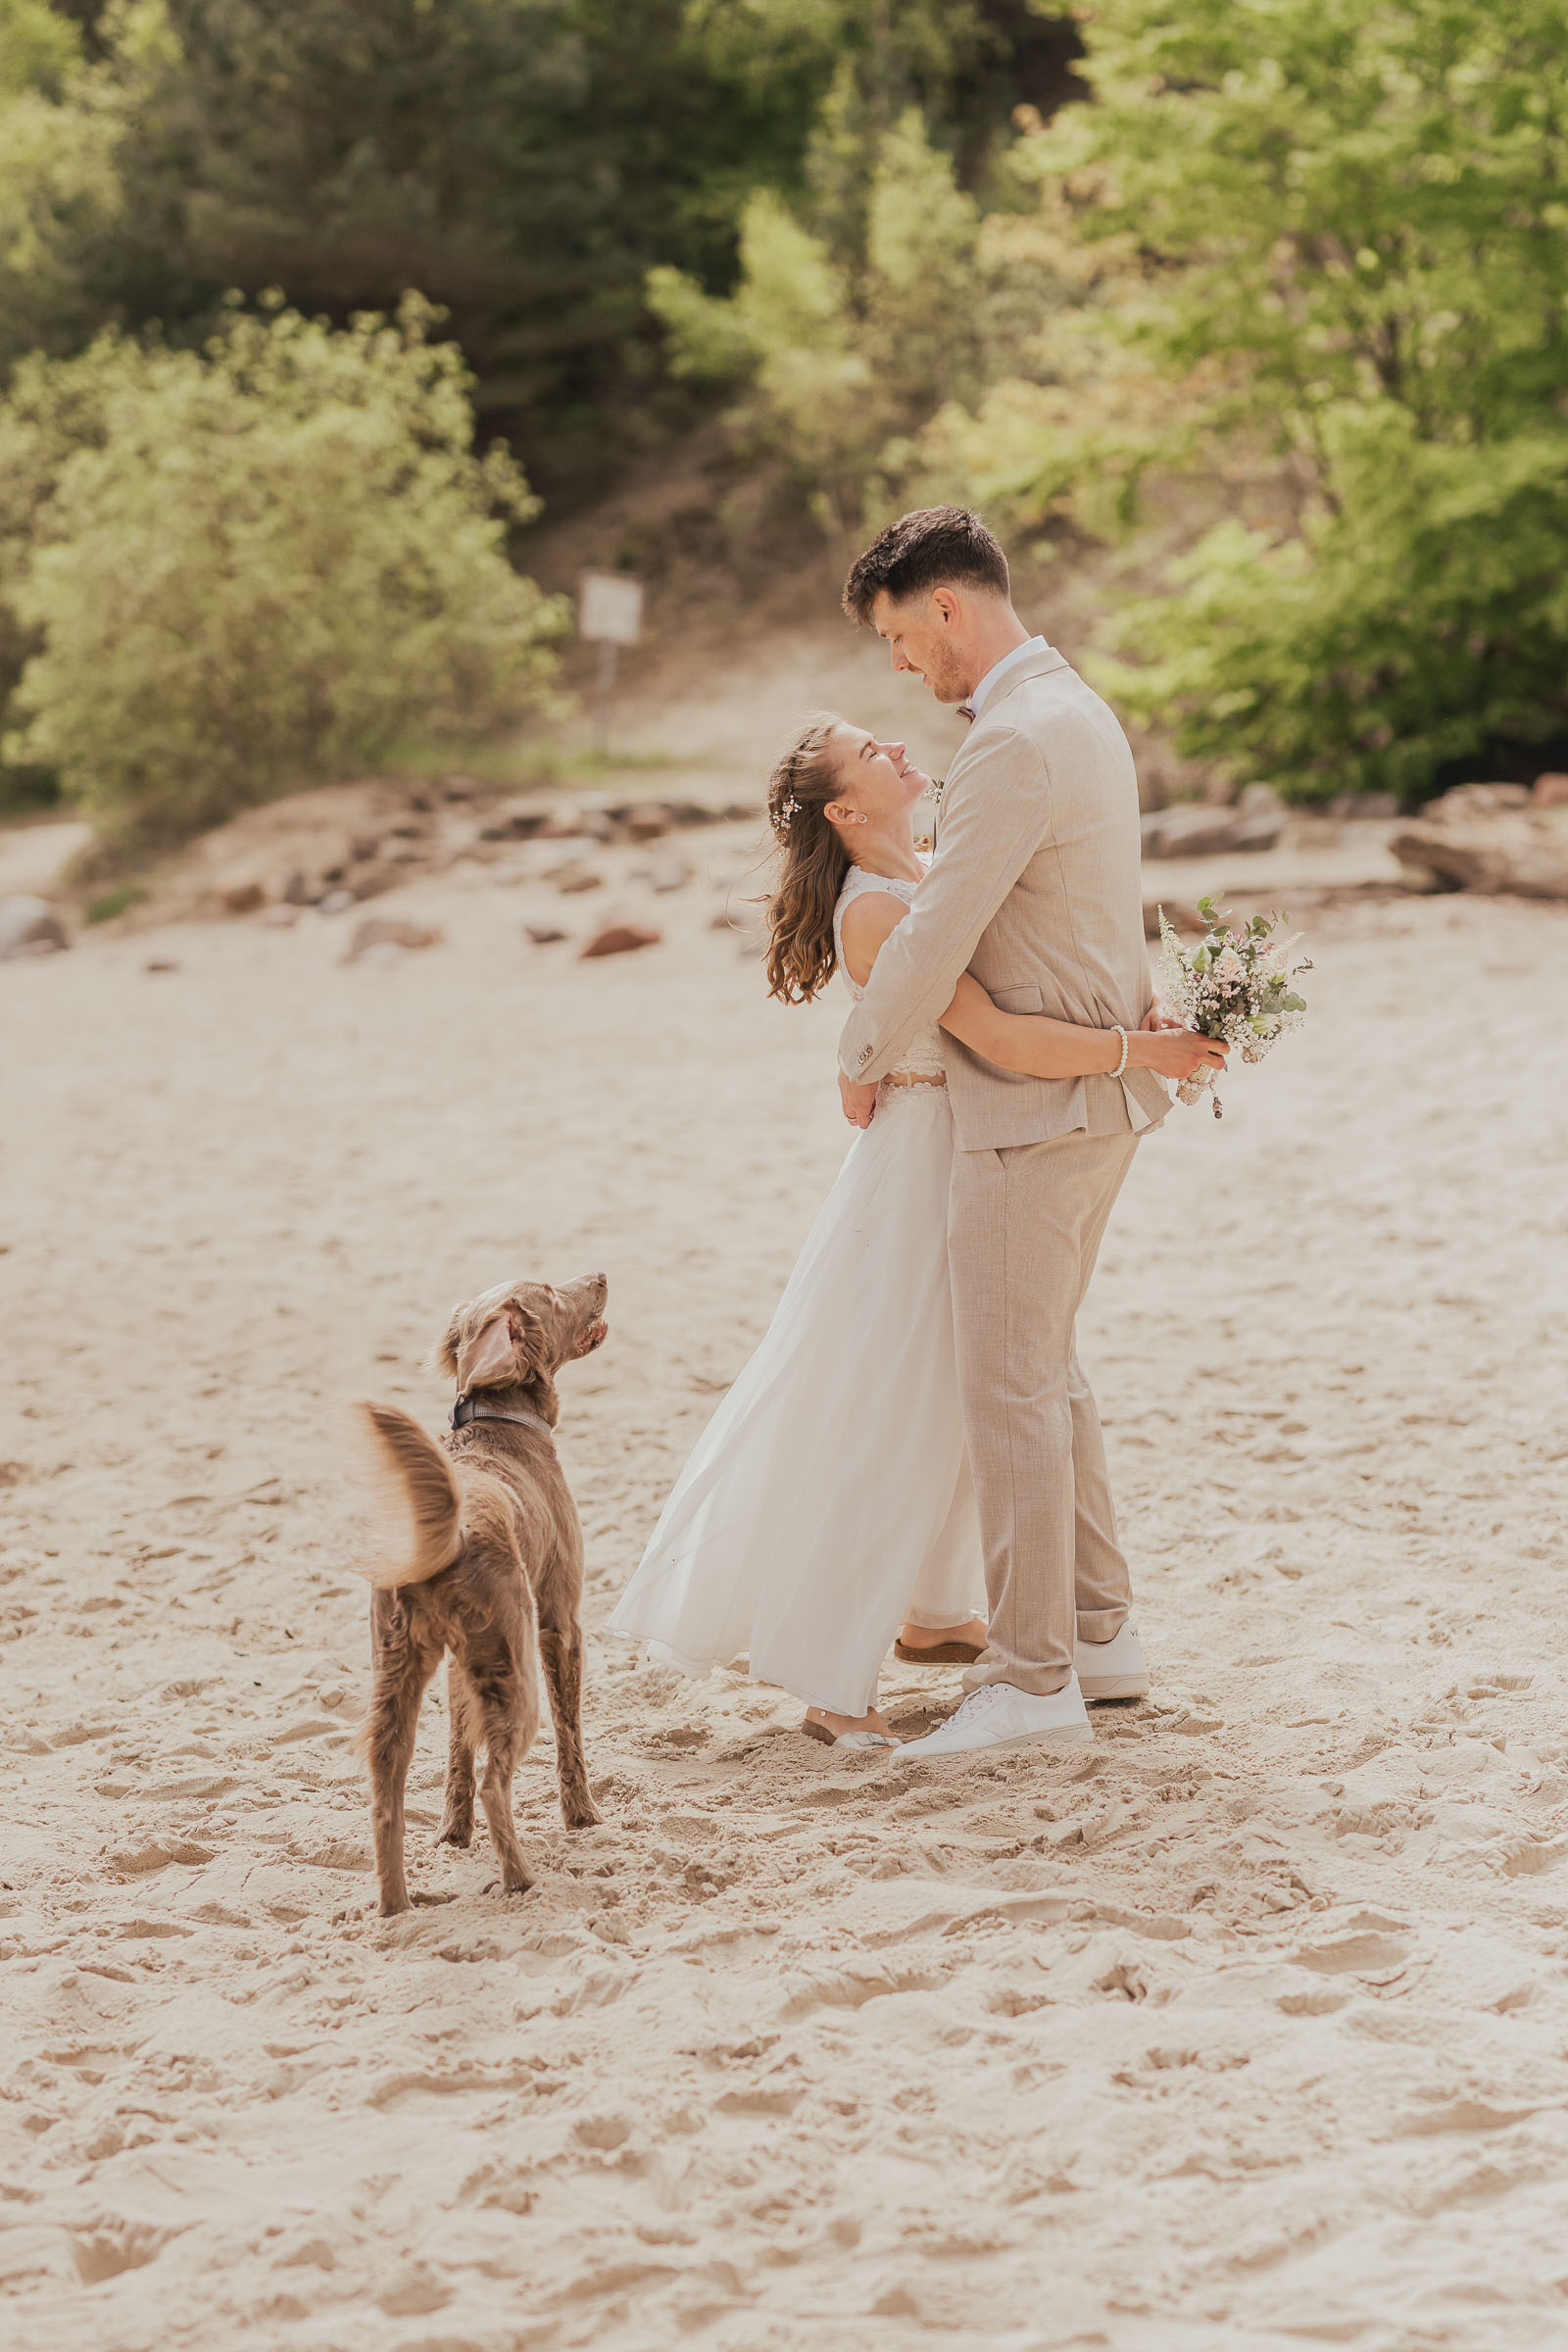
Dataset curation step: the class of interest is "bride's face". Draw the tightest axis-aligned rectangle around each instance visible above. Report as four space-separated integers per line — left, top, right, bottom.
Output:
827 725 931 828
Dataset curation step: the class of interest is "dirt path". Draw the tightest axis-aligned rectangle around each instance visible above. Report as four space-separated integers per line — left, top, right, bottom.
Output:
3 854 1567 2349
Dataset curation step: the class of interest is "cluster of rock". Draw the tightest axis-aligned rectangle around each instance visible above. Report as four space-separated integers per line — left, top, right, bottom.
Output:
198 783 759 921
1141 782 1415 862
19 766 1562 976
1140 784 1286 859
473 792 755 849
342 916 444 965
2 777 767 965
0 897 70 961
1390 778 1568 900
1141 771 1568 906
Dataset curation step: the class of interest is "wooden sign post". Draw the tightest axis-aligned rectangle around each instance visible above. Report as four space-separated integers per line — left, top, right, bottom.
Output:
577 571 644 755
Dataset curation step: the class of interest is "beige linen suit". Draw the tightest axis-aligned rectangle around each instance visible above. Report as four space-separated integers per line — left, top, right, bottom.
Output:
838 645 1165 1695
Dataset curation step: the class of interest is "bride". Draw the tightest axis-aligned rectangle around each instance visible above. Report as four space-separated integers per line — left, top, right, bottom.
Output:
608 714 1225 1747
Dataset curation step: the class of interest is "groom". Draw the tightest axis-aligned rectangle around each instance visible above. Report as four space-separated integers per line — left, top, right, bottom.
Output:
838 506 1166 1754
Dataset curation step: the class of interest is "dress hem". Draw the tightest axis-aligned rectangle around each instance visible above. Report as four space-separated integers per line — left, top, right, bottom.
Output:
605 1625 884 1718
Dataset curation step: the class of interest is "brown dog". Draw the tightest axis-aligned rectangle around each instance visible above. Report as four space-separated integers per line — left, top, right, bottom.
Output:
357 1271 609 1916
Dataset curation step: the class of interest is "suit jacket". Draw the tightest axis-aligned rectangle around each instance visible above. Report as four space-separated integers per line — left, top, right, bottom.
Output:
838 644 1169 1151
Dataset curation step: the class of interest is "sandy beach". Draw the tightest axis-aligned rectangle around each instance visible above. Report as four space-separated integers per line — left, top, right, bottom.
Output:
4 817 1567 2350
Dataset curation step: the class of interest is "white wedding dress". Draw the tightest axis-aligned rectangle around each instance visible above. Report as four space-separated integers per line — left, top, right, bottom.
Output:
608 863 984 1716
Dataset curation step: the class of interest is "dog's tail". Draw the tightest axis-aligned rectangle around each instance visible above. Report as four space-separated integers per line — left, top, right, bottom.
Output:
354 1400 464 1589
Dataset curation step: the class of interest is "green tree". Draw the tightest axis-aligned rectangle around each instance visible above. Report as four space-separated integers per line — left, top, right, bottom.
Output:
0 2 1082 496
0 2 168 807
649 105 1065 536
966 0 1568 799
96 0 1034 494
0 0 138 373
0 0 79 90
3 296 564 855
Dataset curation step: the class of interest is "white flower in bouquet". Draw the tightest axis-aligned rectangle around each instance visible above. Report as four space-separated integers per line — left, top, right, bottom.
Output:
1156 895 1311 1118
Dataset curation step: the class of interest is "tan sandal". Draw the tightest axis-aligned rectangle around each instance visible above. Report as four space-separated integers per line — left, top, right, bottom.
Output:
801 1715 899 1750
894 1639 984 1666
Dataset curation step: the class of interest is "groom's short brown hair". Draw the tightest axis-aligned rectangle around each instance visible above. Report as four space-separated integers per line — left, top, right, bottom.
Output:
842 506 1009 625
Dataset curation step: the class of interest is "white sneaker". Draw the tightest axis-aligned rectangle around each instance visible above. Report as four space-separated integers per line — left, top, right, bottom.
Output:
895 1676 1093 1757
1074 1622 1149 1702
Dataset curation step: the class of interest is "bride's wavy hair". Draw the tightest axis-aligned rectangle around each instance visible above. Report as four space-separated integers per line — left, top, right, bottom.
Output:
763 713 851 1004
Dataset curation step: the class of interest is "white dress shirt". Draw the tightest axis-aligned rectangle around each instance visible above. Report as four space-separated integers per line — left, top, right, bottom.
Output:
968 634 1050 718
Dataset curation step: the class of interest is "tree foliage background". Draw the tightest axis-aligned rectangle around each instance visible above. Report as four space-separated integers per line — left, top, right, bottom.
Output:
2 0 1565 837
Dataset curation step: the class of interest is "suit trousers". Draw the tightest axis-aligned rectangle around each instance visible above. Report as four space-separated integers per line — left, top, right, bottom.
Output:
948 1128 1139 1696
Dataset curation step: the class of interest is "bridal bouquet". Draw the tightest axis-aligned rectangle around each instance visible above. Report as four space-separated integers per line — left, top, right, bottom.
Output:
1157 896 1310 1118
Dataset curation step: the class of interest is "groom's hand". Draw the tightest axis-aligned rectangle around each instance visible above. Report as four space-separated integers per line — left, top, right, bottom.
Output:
1141 1000 1184 1032
840 1073 878 1128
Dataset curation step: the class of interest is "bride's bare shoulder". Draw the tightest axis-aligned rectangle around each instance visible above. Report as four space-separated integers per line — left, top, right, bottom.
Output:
838 886 910 988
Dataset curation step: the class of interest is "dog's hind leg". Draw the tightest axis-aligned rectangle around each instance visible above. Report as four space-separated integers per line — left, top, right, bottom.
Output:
460 1650 536 1898
436 1660 478 1849
537 1618 601 1830
367 1592 443 1916
476 1717 533 1897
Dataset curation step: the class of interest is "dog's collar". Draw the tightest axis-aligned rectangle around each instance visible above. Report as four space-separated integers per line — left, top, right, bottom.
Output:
450 1393 554 1438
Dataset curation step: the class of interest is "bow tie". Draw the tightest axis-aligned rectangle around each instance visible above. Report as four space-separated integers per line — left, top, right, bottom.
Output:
957 704 976 725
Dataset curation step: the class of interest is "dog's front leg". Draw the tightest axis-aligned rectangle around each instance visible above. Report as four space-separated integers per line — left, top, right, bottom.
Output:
537 1621 601 1831
367 1595 441 1916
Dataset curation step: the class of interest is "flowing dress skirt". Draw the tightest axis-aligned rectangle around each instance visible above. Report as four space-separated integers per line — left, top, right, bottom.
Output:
608 1085 984 1716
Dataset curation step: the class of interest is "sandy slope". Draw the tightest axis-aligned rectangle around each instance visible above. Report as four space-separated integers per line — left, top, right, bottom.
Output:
3 834 1567 2352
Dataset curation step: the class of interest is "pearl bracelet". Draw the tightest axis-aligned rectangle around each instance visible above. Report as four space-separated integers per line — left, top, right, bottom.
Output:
1110 1025 1130 1079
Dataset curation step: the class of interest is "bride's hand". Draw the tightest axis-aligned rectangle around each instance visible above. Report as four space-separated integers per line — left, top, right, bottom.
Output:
840 1072 879 1128
1133 1027 1228 1082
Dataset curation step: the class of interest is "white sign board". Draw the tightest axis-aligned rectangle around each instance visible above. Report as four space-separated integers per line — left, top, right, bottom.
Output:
578 570 644 647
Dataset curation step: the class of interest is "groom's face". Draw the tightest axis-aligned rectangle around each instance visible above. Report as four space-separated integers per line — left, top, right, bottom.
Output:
871 587 972 706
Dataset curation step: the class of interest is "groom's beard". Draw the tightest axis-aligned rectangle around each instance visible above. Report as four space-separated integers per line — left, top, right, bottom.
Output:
920 642 974 706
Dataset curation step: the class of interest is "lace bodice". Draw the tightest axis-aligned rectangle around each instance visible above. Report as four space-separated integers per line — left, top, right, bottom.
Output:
833 863 948 1087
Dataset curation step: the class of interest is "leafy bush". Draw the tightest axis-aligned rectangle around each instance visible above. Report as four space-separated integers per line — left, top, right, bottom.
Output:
0 263 166 810
2 295 564 854
1099 411 1568 803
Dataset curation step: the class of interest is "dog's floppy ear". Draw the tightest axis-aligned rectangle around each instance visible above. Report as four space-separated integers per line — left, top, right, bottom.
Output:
438 1290 552 1393
453 1311 522 1395
436 1306 466 1381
